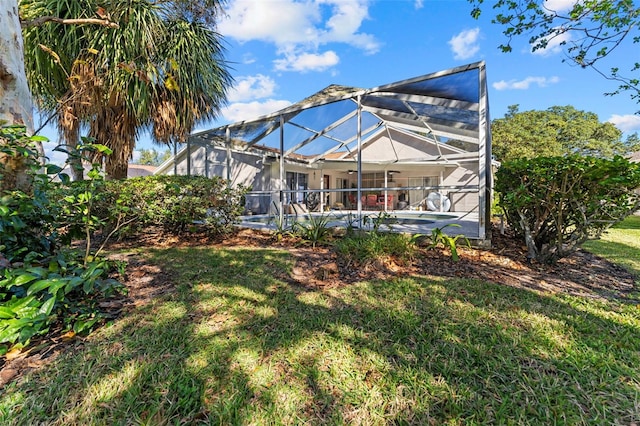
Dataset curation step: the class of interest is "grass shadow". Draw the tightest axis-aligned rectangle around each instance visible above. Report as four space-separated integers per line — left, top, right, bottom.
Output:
1 246 639 424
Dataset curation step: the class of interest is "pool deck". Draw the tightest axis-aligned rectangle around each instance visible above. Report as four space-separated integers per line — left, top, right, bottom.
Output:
239 210 483 241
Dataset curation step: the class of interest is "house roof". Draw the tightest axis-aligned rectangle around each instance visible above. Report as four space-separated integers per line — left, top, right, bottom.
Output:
158 61 491 173
128 164 157 177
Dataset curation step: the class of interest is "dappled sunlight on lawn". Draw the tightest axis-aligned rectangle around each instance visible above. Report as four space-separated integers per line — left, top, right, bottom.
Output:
1 246 639 424
584 216 640 282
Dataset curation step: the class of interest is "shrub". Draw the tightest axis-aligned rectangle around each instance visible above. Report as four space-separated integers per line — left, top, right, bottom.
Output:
0 252 125 354
496 155 640 264
1 125 124 354
0 126 59 263
427 224 470 262
95 175 248 236
335 232 418 268
292 214 333 247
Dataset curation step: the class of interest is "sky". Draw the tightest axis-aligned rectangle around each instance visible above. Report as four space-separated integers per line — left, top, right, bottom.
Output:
39 0 640 164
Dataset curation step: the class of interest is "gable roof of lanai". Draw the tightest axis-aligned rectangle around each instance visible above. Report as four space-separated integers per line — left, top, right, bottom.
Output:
182 61 491 168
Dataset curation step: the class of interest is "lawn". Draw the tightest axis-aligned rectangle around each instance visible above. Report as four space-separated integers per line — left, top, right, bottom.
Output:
1 224 639 424
583 214 640 281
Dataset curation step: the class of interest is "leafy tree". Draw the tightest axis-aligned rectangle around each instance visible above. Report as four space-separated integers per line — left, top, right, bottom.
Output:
469 0 640 102
491 105 639 162
20 0 232 179
137 148 171 166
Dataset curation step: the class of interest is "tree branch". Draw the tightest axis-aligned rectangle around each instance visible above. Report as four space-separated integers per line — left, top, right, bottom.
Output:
22 16 119 29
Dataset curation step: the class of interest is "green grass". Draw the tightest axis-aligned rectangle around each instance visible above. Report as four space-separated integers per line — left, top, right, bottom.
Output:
1 244 639 424
583 215 640 280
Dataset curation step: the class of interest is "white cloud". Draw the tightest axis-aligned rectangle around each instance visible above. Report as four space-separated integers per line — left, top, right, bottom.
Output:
274 50 339 72
542 0 578 13
241 53 256 64
220 0 318 45
219 0 379 72
531 28 571 56
608 114 640 133
221 99 293 122
227 74 277 102
414 0 424 9
492 76 560 90
321 0 379 53
448 28 481 60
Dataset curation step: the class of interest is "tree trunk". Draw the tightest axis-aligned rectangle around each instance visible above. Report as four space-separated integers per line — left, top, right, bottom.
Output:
0 1 37 192
105 157 129 180
66 141 85 181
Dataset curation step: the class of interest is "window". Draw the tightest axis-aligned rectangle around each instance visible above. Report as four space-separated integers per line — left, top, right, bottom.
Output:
408 176 439 207
286 172 308 203
361 172 386 189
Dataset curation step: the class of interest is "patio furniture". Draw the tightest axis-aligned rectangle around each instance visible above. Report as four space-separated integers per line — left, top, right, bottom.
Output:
426 192 451 212
365 194 378 209
348 193 357 208
377 195 393 210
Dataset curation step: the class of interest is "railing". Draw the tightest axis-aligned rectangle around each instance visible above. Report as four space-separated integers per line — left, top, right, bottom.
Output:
242 186 480 215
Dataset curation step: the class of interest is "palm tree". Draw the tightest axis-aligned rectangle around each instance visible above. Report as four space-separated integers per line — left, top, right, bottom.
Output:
21 0 232 179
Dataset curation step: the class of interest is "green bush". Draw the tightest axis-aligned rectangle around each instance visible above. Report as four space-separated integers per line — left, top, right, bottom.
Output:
0 252 125 353
1 125 124 354
93 175 248 236
496 155 640 264
0 126 59 263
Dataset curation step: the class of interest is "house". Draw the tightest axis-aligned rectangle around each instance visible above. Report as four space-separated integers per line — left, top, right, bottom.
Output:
57 162 157 179
127 164 157 178
156 61 493 243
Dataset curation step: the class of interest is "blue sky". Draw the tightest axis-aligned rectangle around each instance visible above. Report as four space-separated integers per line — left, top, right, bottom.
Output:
40 0 640 164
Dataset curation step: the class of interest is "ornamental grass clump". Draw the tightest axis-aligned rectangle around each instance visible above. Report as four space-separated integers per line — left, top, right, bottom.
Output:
335 231 418 268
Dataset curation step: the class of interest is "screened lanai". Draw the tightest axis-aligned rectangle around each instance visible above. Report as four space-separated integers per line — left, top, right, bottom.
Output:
156 61 493 243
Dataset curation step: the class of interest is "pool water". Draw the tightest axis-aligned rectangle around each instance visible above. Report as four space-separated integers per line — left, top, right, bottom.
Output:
241 211 453 227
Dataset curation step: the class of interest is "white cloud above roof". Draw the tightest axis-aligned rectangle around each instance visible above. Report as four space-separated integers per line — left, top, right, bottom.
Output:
241 53 256 65
608 114 640 133
274 50 339 72
223 74 291 122
227 75 277 102
448 28 481 60
322 1 379 52
414 0 424 9
221 100 293 122
219 0 379 73
492 76 560 90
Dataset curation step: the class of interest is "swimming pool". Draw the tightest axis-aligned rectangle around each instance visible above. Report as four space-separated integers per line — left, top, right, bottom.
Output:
240 211 458 229
238 209 482 241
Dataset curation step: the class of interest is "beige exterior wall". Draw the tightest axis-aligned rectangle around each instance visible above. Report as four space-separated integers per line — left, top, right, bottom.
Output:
161 139 481 214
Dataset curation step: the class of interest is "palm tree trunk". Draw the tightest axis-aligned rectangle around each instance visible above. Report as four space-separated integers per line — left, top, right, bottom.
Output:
69 146 85 181
105 159 129 180
0 1 39 192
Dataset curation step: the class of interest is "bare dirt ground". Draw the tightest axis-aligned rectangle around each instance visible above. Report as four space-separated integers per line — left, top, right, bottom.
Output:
2 224 637 388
